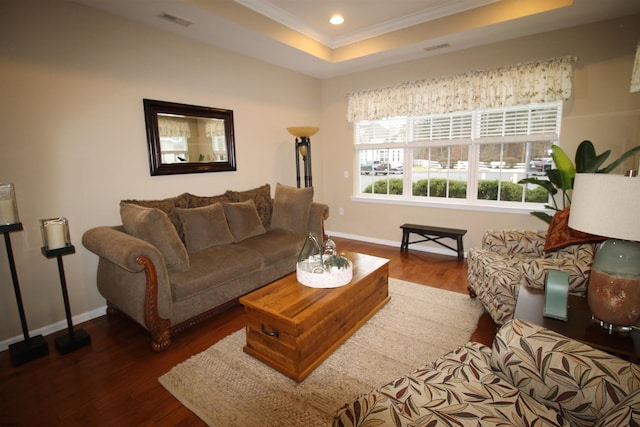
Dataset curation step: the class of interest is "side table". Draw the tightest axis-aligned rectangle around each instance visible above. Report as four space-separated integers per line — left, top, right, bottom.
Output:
514 285 639 362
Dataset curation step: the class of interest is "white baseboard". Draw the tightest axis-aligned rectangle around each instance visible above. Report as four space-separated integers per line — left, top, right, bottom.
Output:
0 306 106 352
325 229 465 258
0 232 463 353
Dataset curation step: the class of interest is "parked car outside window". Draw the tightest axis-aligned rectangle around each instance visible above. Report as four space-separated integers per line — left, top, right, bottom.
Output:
360 161 390 175
529 157 552 171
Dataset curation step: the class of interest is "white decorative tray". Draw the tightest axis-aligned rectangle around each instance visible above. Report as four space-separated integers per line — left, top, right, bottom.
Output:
296 256 353 288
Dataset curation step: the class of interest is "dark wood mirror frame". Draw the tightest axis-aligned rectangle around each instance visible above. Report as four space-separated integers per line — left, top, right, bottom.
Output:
143 99 237 176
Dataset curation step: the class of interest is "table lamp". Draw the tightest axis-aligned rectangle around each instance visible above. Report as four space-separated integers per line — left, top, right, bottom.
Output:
568 173 640 332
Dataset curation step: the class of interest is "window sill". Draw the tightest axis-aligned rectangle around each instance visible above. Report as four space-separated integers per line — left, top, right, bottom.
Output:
351 195 553 215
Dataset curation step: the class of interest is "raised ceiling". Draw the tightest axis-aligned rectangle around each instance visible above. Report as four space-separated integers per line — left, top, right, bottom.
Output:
72 0 640 78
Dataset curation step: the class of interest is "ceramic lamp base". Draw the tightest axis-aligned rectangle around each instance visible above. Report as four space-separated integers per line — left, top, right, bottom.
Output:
587 239 640 332
588 269 640 328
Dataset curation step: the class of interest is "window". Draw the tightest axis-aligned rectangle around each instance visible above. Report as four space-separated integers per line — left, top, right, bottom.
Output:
355 102 561 209
160 135 188 163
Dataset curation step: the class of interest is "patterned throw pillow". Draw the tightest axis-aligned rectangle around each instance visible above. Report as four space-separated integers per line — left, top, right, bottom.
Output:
186 193 232 209
120 203 190 272
176 203 235 252
544 207 606 252
121 193 189 241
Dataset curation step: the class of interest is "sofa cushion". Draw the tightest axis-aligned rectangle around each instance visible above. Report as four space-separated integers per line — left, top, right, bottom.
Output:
121 193 189 241
176 203 235 252
333 341 568 427
223 199 266 242
270 183 313 234
226 184 272 229
169 244 263 302
186 192 232 208
491 319 640 427
236 229 305 265
120 203 190 272
544 207 606 252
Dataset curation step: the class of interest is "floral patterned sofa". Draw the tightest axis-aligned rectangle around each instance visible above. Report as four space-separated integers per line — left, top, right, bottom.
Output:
466 228 597 325
333 319 639 427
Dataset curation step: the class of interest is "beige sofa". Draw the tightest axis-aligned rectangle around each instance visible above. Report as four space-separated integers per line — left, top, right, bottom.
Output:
82 184 329 351
334 319 640 427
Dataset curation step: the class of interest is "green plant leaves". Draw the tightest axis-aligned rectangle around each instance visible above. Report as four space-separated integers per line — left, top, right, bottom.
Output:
550 145 575 191
598 145 640 173
575 140 610 172
519 140 640 223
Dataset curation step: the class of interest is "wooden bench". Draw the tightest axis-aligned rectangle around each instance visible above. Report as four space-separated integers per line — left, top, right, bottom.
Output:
400 223 467 261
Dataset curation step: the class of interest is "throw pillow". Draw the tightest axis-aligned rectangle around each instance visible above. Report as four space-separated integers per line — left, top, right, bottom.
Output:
225 184 272 229
176 203 235 252
222 199 266 242
186 193 232 209
270 183 313 233
120 203 190 272
544 207 607 252
121 193 189 242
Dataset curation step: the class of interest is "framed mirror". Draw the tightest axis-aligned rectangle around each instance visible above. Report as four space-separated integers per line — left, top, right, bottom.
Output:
143 99 237 175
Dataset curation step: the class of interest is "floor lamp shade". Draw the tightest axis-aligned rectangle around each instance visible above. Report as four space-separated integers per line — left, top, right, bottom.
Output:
569 174 640 330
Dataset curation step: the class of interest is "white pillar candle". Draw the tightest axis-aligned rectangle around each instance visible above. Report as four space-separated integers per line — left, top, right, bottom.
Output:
0 199 17 224
45 222 67 249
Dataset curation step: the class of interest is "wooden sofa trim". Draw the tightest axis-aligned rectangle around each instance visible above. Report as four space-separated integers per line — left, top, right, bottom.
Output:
136 256 172 352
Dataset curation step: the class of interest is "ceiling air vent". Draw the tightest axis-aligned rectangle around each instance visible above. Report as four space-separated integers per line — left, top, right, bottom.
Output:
423 43 450 52
158 12 193 27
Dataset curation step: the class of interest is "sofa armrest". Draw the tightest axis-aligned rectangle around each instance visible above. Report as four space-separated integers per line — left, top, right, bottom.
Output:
491 319 640 425
82 226 164 273
308 202 329 240
482 230 546 256
520 257 591 295
82 226 173 351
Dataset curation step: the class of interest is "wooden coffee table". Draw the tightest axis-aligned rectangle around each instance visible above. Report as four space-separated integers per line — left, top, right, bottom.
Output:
239 252 389 382
515 285 640 362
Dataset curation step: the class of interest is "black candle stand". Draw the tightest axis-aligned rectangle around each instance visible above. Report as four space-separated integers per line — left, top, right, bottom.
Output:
2 222 50 366
41 245 91 354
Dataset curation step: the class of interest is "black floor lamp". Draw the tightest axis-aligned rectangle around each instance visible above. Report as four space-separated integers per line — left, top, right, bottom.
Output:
287 126 319 188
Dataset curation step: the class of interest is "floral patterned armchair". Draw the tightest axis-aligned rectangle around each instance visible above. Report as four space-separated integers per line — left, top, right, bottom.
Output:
466 229 597 325
333 319 640 427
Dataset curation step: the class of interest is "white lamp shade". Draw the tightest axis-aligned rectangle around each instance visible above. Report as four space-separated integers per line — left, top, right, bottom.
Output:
568 174 640 241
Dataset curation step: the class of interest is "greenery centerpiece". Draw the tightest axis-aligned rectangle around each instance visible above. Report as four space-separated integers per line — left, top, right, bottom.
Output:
296 233 353 288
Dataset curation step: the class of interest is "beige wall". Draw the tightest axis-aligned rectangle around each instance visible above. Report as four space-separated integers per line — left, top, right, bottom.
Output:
0 0 321 343
1 0 638 345
320 14 640 253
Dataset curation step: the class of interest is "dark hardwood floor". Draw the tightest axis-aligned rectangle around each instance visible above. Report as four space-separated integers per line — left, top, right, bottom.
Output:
0 237 497 426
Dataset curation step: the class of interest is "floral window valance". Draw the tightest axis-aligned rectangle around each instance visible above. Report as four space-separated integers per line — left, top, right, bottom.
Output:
346 56 577 122
205 119 225 137
158 116 191 137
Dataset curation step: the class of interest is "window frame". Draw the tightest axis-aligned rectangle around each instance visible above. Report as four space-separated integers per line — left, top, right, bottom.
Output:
352 102 562 214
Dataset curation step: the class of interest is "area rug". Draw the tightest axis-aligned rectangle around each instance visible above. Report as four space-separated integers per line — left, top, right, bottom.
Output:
159 278 484 427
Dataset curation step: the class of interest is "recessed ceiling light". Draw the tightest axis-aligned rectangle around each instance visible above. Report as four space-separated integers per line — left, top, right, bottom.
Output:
330 15 344 25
